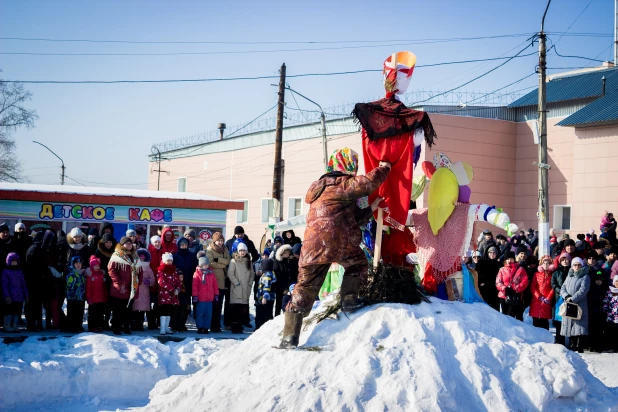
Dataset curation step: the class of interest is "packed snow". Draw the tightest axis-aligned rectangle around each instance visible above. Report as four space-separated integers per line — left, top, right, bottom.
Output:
135 298 618 412
0 335 238 411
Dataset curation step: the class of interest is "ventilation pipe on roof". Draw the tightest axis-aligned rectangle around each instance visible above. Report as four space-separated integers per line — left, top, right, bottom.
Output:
602 76 606 96
218 123 226 140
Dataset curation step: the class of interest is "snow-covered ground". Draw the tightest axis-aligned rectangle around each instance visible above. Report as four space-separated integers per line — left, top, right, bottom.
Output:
1 299 617 411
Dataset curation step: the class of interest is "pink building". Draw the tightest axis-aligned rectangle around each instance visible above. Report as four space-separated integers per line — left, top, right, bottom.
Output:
149 65 618 244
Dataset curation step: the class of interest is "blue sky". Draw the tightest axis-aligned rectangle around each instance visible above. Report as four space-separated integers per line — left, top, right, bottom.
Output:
1 0 614 189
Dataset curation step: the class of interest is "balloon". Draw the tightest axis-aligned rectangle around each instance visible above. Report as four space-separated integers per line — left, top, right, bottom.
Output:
427 168 459 235
458 185 471 203
422 161 436 179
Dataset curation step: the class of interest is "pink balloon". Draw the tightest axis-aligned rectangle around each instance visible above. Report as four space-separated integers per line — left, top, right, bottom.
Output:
458 185 471 203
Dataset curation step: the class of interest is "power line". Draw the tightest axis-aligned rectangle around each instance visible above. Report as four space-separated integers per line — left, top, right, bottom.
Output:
551 45 606 62
64 176 87 187
552 0 594 47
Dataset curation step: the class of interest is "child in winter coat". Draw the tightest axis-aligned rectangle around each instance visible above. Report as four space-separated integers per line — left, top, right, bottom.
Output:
255 258 277 330
496 251 529 321
65 256 86 332
228 243 255 334
588 268 609 352
133 248 155 331
157 252 181 335
529 255 555 330
2 253 28 332
192 256 219 334
281 284 295 313
86 256 108 333
602 276 618 353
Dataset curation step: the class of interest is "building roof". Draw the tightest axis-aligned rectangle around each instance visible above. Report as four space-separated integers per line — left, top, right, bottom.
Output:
508 67 618 108
0 183 244 210
556 91 618 127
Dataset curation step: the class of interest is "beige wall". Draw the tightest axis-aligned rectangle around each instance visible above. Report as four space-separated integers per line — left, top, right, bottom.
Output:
149 114 618 246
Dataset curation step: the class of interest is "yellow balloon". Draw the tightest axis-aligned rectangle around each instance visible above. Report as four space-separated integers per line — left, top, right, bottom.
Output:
428 167 459 235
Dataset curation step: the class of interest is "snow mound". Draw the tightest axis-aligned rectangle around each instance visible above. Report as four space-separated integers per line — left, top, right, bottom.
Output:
0 335 238 409
139 299 618 412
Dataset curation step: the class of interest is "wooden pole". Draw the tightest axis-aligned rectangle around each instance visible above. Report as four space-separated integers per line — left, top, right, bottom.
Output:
272 63 286 222
373 208 384 270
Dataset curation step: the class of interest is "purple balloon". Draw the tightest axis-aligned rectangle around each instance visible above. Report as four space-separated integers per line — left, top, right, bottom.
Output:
458 185 471 203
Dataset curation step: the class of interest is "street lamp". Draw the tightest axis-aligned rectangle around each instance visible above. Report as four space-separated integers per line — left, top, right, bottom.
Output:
33 141 65 185
284 86 329 171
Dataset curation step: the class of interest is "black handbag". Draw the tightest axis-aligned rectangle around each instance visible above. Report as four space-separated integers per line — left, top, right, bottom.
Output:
505 287 522 306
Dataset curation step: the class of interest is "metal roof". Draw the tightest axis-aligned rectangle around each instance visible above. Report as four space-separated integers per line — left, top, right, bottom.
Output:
508 67 618 108
556 91 618 127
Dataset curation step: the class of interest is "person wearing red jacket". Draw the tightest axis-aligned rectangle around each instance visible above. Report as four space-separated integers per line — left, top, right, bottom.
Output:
529 255 555 330
160 228 178 254
157 252 181 335
496 251 530 321
192 256 219 334
108 237 142 336
86 256 108 333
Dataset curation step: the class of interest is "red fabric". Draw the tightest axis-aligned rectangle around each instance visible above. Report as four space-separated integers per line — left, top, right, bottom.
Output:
157 263 181 306
192 268 219 302
496 263 529 299
529 268 555 319
160 228 178 254
148 244 163 294
363 129 415 231
380 228 416 267
86 270 108 305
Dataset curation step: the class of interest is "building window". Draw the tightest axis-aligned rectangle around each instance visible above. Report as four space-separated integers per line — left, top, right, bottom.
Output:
553 205 571 230
236 200 248 224
288 197 303 219
177 177 187 192
261 198 274 223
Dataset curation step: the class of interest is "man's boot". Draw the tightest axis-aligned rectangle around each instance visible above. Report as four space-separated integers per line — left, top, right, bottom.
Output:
3 315 14 332
340 276 366 313
279 312 303 349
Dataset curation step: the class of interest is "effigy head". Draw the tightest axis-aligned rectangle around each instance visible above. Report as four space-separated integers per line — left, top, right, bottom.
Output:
422 152 474 234
326 147 359 176
383 51 417 99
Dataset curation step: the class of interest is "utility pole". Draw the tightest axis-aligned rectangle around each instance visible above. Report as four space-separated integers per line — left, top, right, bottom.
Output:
537 0 551 257
272 63 286 222
33 141 65 185
150 146 170 191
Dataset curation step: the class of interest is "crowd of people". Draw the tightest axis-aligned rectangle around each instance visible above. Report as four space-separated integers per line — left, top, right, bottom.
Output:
471 211 618 353
0 223 301 336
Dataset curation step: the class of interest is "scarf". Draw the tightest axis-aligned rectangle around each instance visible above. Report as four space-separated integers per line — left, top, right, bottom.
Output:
69 242 85 251
211 232 225 254
352 97 436 144
610 286 618 294
113 249 140 306
326 148 358 175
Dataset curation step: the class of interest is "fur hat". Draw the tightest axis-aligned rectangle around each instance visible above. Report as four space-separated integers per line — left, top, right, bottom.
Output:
89 256 101 268
150 235 161 245
126 229 137 237
576 233 585 241
571 257 585 268
276 244 293 261
88 228 99 237
236 242 248 251
234 226 245 235
184 229 197 239
539 255 552 264
487 246 499 254
6 252 19 265
516 245 528 256
162 252 173 263
503 251 516 261
119 236 133 246
136 248 151 262
586 250 599 260
102 233 115 243
14 223 26 232
198 256 210 266
70 227 83 238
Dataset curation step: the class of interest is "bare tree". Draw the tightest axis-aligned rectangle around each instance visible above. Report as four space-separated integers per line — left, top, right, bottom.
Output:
0 74 38 181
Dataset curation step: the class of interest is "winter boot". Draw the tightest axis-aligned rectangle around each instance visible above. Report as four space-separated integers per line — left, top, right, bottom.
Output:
10 315 20 333
340 276 366 314
278 312 303 349
3 315 14 332
159 317 166 335
164 316 174 334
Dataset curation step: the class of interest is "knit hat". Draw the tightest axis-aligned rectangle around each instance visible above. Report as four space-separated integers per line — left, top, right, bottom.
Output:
102 233 115 243
126 229 137 237
136 248 151 262
89 256 101 268
6 252 19 265
198 256 210 266
563 239 576 248
292 243 302 256
184 229 197 239
88 228 99 237
559 252 572 264
212 232 223 243
487 246 499 254
119 236 133 246
516 245 528 256
150 235 161 246
237 242 248 251
571 257 584 267
261 258 274 272
70 255 83 266
176 237 190 248
197 250 206 258
70 227 83 238
162 252 173 263
234 226 245 235
274 235 284 244
0 223 9 233
539 255 552 264
472 250 482 257
503 251 516 261
14 223 26 232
